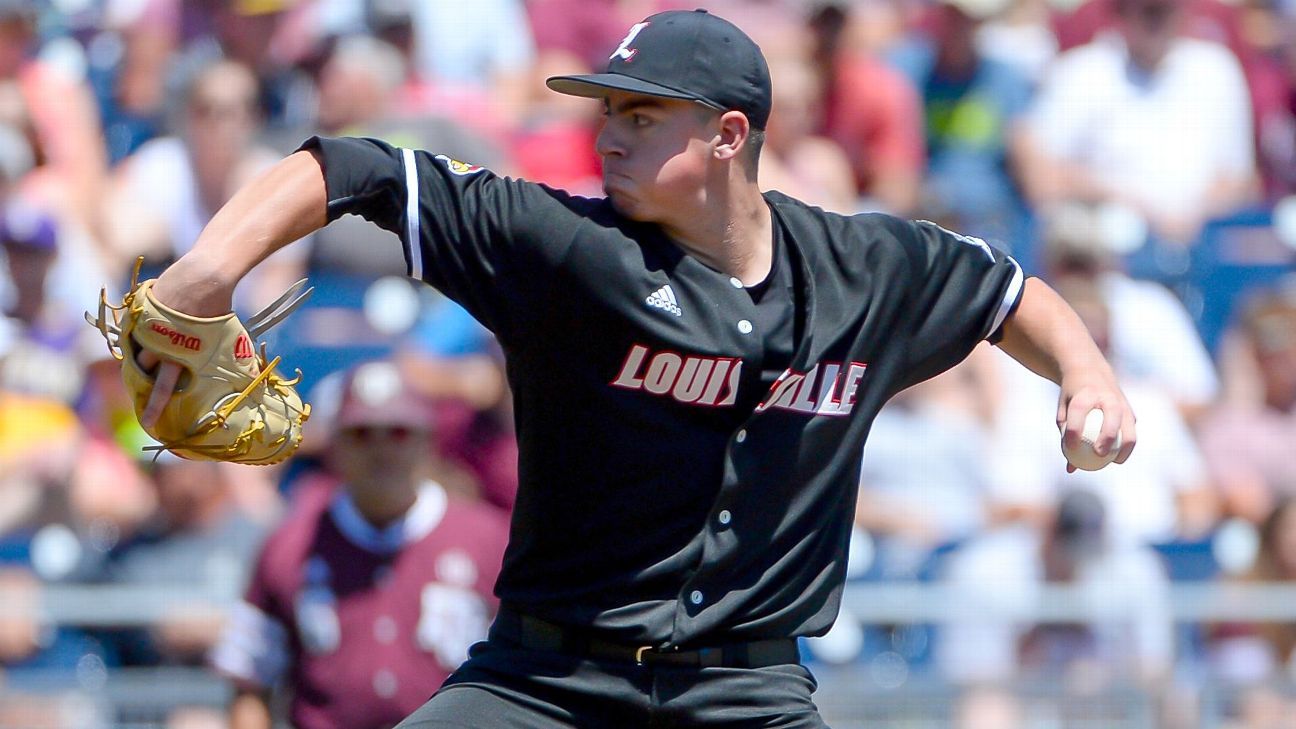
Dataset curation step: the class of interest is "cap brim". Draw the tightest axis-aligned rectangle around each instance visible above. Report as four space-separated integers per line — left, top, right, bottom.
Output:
546 74 704 104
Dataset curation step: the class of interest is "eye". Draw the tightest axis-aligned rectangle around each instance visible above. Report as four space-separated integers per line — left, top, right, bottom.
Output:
632 113 652 127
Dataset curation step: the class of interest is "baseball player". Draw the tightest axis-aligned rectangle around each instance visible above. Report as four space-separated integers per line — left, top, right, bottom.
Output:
134 9 1136 727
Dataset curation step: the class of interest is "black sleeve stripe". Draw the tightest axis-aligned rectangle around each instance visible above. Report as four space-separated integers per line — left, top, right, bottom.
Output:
400 147 424 280
988 257 1025 339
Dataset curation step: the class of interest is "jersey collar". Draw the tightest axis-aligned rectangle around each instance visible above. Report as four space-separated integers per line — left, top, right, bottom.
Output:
329 480 448 553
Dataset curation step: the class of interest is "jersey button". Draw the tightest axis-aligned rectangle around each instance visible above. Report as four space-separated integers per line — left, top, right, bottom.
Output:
729 276 743 288
718 510 732 526
690 590 704 605
735 429 747 443
737 320 753 335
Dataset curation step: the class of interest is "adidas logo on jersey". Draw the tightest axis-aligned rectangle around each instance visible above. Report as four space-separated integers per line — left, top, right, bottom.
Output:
645 285 682 317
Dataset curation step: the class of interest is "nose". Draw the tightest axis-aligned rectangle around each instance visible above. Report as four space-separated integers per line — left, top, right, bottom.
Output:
595 119 624 159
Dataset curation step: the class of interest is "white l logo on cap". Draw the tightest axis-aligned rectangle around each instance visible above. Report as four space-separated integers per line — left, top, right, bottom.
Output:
610 22 650 61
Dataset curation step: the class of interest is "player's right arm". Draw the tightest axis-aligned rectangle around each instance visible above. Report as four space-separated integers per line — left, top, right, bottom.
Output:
138 149 329 425
140 137 577 426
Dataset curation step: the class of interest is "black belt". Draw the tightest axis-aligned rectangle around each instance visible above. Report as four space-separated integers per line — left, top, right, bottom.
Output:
491 607 800 669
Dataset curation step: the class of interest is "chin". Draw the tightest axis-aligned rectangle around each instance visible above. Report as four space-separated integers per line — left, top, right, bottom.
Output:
607 191 650 221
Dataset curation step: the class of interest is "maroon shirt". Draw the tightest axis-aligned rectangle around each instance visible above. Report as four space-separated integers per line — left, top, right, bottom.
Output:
213 480 509 729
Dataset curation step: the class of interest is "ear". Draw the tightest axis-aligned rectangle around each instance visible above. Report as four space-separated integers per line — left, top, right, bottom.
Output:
712 110 751 162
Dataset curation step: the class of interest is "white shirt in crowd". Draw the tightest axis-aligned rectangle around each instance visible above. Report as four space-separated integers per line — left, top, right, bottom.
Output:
1027 33 1254 225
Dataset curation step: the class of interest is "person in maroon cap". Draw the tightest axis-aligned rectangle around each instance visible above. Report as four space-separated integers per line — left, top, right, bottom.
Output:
211 360 509 729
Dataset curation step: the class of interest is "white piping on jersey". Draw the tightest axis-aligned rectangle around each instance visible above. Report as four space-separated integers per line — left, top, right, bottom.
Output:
329 480 447 553
401 148 424 280
989 256 1025 338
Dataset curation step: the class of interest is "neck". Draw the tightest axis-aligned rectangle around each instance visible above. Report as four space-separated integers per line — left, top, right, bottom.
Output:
660 178 774 285
348 481 420 529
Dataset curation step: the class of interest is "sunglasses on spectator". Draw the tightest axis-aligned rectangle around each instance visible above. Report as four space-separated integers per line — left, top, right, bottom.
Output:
339 426 420 443
1121 0 1179 23
189 100 256 119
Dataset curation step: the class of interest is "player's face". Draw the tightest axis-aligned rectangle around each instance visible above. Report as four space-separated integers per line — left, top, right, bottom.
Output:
596 90 720 222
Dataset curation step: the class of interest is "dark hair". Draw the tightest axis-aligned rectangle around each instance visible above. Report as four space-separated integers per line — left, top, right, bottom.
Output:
744 127 766 178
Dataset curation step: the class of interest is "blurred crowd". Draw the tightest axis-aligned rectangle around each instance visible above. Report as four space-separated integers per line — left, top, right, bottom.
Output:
0 0 1294 727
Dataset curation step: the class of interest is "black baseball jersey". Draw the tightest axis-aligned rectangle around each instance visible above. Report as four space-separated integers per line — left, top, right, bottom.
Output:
300 136 1025 649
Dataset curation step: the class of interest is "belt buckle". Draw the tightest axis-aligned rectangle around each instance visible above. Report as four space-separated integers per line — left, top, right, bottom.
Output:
635 646 653 665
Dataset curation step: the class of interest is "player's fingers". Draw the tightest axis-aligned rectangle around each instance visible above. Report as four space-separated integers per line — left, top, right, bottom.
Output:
141 361 182 429
1060 394 1096 451
1115 408 1138 464
1087 402 1120 457
137 348 160 372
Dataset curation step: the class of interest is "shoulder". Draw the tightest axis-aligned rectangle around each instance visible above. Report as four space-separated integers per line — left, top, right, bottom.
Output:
440 498 511 541
768 193 920 253
1172 37 1242 64
1169 38 1246 80
122 137 188 172
1047 37 1124 81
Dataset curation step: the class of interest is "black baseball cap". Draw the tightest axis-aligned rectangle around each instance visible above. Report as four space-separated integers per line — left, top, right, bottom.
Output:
546 9 772 130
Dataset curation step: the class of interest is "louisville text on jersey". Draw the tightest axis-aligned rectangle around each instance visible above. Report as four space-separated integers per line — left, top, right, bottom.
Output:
611 344 868 416
755 362 869 417
610 344 741 406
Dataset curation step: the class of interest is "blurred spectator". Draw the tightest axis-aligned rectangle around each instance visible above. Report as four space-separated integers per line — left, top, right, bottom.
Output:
1209 498 1296 683
508 48 602 194
212 360 509 729
1221 683 1296 729
889 0 1034 248
96 456 271 667
976 0 1060 83
370 0 535 133
1054 0 1295 200
171 0 319 129
1199 289 1296 524
102 59 305 311
937 489 1174 685
988 276 1217 546
854 347 999 580
526 0 635 72
1041 202 1221 419
811 2 925 214
759 55 858 213
288 35 508 276
0 205 93 406
89 0 178 163
1014 0 1258 249
0 0 110 240
0 565 112 675
396 294 515 510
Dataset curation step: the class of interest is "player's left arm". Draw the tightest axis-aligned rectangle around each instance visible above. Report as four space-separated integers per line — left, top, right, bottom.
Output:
996 277 1136 468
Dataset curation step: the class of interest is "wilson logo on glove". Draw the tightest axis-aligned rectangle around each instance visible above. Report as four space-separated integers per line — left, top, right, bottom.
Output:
87 260 314 466
150 322 202 351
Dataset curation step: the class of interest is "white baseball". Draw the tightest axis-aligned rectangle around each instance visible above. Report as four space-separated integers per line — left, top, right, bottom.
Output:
1062 409 1122 471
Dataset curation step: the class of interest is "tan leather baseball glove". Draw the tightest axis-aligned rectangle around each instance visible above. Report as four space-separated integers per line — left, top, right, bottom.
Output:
87 266 313 465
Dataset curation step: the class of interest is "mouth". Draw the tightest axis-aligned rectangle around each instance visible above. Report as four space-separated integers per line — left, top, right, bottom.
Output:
602 173 634 197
